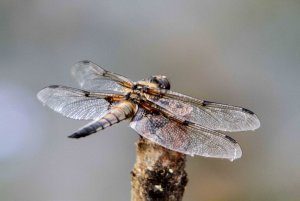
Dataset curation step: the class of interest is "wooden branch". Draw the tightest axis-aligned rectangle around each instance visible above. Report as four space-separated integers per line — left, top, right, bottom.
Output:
131 137 188 201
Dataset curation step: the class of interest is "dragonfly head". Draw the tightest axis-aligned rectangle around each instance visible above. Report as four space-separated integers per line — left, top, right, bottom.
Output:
147 75 171 90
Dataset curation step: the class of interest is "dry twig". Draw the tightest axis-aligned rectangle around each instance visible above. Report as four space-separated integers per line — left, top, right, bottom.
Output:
131 137 188 201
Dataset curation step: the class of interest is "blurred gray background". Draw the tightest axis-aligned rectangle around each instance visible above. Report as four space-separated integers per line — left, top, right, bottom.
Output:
1 0 299 201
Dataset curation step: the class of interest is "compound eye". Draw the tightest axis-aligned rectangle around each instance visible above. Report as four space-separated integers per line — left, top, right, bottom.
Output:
160 81 170 90
149 76 159 84
149 76 170 90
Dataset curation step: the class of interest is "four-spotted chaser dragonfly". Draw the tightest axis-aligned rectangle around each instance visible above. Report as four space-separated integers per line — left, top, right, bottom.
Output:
37 61 260 161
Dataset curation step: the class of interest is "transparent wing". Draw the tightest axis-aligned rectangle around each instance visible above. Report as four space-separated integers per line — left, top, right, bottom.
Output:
130 107 242 161
37 85 120 120
72 60 133 92
147 90 260 132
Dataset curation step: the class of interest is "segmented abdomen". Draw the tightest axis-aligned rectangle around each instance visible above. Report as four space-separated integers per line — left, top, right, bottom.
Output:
69 101 137 138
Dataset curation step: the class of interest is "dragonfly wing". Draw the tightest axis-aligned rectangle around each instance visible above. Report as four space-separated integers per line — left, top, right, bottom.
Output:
72 60 133 92
37 85 121 120
130 107 242 161
147 91 260 132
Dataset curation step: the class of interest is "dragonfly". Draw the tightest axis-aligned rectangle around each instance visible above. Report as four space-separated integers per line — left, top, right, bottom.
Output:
37 60 260 161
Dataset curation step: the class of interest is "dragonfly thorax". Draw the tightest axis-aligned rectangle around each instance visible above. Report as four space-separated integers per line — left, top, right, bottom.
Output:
132 75 171 92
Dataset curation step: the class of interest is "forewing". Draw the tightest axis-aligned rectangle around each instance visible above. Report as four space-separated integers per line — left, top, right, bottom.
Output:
72 60 133 92
130 108 242 161
147 91 260 132
37 85 119 120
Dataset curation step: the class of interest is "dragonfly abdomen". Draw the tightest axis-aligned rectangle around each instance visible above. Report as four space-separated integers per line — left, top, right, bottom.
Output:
68 101 137 138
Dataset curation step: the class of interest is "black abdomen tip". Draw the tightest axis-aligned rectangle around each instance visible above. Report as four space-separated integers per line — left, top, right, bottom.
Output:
68 127 97 139
68 131 91 139
68 133 82 139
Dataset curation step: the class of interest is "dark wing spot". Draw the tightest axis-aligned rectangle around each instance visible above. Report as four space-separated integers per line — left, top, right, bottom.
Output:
48 85 60 89
82 60 91 64
225 135 238 144
182 120 194 126
104 96 114 104
202 100 212 107
84 91 90 97
242 108 255 115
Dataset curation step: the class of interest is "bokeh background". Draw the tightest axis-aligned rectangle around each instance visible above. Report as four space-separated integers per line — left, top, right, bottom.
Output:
1 1 299 200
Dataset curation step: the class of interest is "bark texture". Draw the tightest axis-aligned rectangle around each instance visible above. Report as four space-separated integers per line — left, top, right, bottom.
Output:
131 137 188 201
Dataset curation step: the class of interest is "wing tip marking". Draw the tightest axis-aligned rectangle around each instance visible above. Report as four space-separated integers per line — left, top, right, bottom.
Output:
202 100 212 107
225 135 237 144
81 60 91 64
242 108 255 115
